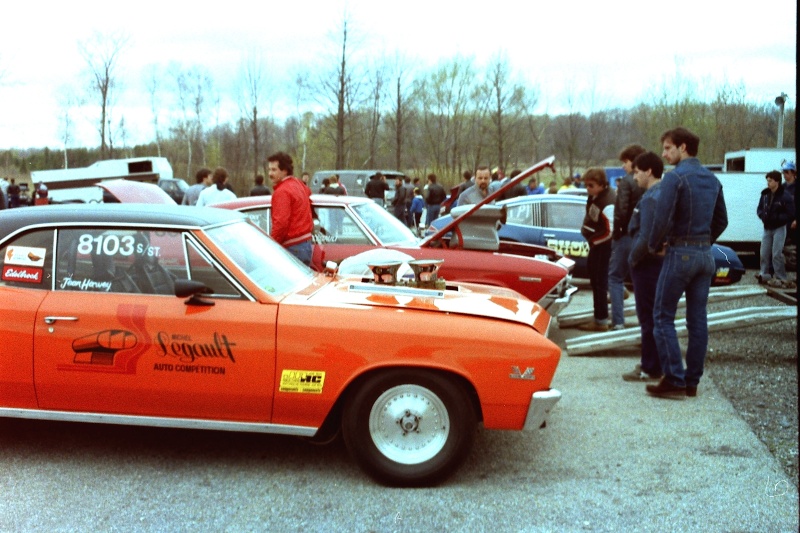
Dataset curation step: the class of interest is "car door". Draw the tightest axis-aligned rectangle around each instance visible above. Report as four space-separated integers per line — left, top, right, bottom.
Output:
541 200 590 275
32 227 276 423
0 228 55 409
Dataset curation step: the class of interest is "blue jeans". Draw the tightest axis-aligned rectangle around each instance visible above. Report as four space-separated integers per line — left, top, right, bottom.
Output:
426 204 441 226
286 240 313 267
653 246 715 388
608 236 632 327
587 241 612 323
630 256 663 377
760 225 787 281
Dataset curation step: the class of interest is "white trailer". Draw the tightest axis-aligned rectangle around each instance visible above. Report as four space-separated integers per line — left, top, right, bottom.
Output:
714 148 795 260
31 157 174 204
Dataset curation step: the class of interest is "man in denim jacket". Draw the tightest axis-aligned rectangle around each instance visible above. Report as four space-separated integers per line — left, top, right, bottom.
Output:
646 127 728 399
622 152 665 383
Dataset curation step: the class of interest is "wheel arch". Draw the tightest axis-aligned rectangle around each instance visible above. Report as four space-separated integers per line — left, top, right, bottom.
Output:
314 365 483 441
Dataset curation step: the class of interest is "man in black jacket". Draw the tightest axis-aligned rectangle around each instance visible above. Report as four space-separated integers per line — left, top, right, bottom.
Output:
609 144 645 330
365 172 389 207
424 173 446 224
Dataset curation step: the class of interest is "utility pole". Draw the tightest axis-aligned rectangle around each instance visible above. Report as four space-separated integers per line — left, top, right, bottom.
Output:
775 92 788 148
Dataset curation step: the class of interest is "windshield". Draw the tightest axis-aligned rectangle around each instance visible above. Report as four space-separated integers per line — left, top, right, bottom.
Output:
351 201 419 246
205 220 314 297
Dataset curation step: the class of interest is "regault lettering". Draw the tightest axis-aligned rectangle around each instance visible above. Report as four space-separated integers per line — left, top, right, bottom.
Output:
156 331 237 363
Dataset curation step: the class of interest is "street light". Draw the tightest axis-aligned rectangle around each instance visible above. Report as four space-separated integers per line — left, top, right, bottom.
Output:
775 92 788 148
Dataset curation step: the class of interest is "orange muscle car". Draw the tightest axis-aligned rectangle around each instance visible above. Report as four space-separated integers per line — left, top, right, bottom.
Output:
0 204 561 486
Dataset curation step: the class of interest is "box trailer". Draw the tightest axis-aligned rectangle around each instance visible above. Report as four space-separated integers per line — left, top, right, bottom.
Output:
714 148 795 261
30 157 174 204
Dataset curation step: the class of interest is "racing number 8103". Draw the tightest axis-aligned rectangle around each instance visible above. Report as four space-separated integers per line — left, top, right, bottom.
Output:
77 233 136 256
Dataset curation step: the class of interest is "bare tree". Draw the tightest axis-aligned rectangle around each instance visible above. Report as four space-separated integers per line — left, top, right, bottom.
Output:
484 53 540 169
56 84 83 168
364 58 386 167
78 31 129 159
314 15 366 169
384 53 415 170
173 65 213 177
144 64 163 156
238 50 270 178
414 56 476 175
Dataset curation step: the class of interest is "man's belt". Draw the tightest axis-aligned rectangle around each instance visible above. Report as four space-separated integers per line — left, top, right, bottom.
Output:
668 236 710 246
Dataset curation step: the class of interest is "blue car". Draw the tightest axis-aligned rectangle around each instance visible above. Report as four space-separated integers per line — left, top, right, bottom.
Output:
427 194 745 286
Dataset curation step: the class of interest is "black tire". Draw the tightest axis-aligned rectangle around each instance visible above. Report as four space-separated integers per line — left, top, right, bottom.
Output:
342 369 476 487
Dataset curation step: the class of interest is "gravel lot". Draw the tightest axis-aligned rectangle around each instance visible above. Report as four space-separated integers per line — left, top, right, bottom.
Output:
704 270 798 487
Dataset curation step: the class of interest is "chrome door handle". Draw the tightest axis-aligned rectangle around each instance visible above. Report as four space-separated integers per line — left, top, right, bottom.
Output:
44 316 79 325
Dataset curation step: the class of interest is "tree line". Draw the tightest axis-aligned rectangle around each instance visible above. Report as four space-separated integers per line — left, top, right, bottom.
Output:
1 24 795 196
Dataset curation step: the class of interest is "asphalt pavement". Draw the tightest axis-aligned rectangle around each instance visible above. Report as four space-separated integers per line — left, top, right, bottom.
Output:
541 288 799 531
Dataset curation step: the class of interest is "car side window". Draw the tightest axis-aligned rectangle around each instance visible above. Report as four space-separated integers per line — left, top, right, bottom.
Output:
0 229 55 290
314 206 371 245
185 239 243 298
545 203 584 231
506 203 532 225
244 208 270 234
56 229 155 294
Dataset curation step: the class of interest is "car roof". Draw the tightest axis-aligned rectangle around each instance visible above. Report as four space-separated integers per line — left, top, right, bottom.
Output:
0 204 246 240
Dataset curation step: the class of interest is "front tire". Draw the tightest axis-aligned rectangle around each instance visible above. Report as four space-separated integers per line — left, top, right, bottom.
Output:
342 370 476 486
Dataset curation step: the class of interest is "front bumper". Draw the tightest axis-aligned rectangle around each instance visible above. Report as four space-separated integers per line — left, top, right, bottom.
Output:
523 389 561 430
542 283 577 317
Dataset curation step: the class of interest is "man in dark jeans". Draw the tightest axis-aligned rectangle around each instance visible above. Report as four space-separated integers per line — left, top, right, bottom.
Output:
623 151 665 383
609 144 645 330
7 179 21 208
424 173 446 224
647 127 728 399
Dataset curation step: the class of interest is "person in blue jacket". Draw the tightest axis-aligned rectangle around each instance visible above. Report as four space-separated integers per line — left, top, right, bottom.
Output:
622 151 664 383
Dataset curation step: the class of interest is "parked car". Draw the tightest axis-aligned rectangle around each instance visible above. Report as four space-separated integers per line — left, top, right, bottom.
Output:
157 177 190 204
0 203 562 486
427 194 745 285
216 194 575 314
310 170 406 199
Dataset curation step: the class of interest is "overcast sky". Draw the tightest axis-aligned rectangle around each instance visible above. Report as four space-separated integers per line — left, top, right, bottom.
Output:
0 0 796 150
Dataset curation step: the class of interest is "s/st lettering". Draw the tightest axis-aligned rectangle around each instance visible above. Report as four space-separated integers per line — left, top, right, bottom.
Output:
77 234 160 257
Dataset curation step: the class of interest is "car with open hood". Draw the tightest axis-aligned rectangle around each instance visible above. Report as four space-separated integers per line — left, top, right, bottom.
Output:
427 190 746 285
0 203 561 486
217 158 577 315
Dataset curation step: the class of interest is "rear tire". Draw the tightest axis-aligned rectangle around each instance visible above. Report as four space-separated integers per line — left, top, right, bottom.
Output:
342 370 476 486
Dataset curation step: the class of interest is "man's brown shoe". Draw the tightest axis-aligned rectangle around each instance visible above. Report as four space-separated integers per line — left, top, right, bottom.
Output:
686 386 697 397
646 378 686 399
578 322 608 332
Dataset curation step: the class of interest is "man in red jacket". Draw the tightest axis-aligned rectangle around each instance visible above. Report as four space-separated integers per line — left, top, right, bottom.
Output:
267 151 314 266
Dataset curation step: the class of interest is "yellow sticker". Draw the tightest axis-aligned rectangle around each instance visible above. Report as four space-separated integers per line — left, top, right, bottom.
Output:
280 370 326 394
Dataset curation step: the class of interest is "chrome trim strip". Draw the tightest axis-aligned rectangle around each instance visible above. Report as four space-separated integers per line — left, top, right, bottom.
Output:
347 283 445 298
0 408 318 437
